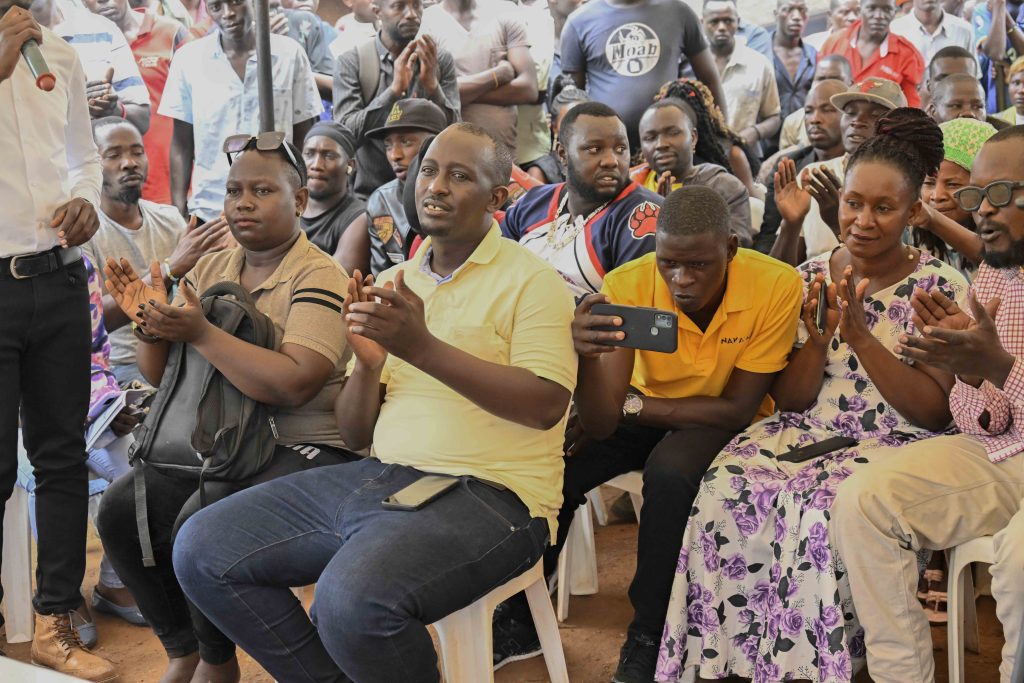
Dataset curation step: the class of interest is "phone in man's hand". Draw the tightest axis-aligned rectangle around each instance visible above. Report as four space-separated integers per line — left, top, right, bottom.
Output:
591 303 678 353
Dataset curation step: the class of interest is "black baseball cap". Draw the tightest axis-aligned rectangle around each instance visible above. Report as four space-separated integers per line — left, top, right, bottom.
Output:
366 98 447 139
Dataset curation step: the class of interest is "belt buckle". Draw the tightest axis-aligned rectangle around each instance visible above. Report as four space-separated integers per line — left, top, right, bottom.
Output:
9 255 30 280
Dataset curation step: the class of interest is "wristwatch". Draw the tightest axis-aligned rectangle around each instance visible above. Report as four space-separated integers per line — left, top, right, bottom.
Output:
161 258 182 284
622 393 644 417
132 322 160 344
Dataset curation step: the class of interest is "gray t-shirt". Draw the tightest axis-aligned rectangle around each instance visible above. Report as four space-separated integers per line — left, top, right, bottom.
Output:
83 200 187 367
560 0 707 141
421 0 530 151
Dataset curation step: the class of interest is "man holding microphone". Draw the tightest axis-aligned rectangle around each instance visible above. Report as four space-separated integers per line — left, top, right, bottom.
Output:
0 2 118 680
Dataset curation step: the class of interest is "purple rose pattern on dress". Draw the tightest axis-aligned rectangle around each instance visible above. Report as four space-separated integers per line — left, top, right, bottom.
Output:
85 256 121 419
655 254 969 683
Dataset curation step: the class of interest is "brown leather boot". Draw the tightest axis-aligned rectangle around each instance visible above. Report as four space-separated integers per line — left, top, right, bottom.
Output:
30 611 118 682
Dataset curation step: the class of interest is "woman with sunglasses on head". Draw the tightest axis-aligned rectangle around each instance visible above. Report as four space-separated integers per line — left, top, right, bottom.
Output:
95 136 355 683
656 109 970 683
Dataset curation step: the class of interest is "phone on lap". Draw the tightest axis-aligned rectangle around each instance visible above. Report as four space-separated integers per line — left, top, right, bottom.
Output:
775 436 858 464
591 304 678 353
382 475 459 511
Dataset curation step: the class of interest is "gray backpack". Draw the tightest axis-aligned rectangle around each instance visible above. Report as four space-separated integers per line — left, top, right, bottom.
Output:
356 38 380 105
128 282 278 566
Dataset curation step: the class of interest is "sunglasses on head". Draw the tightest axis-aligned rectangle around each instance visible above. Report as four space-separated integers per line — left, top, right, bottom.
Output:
222 132 306 185
954 180 1024 212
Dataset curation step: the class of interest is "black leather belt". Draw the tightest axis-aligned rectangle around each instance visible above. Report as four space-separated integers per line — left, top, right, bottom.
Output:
0 246 82 280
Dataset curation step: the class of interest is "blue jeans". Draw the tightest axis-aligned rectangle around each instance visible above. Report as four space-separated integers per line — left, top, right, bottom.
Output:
111 362 146 387
174 459 550 683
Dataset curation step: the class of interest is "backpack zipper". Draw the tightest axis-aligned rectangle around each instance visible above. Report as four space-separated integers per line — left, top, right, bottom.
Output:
269 415 279 440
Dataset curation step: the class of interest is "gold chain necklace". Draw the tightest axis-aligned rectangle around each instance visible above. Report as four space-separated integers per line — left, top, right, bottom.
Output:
545 190 611 251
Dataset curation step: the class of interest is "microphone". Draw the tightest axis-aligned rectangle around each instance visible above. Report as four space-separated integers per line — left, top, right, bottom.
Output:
21 38 55 91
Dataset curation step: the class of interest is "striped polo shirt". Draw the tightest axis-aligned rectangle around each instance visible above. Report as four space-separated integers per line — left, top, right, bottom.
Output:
174 231 351 448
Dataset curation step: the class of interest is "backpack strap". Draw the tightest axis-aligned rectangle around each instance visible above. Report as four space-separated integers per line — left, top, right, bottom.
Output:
199 458 212 509
133 461 156 568
201 281 257 305
356 39 379 106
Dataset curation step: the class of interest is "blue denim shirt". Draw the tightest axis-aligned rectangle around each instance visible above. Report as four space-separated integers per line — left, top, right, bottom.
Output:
737 21 773 62
769 31 817 122
973 3 1024 112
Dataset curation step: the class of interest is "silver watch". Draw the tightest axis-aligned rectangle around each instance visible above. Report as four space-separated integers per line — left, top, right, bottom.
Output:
622 393 644 417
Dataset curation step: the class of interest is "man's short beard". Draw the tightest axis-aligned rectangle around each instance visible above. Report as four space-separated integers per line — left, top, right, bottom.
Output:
115 187 142 205
566 162 623 205
385 23 415 48
308 186 341 202
982 237 1024 269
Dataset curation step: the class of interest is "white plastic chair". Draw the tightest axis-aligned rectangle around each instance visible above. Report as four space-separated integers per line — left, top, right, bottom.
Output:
586 489 608 527
0 656 88 680
2 433 34 643
433 560 569 683
947 536 995 683
556 471 643 622
555 500 599 622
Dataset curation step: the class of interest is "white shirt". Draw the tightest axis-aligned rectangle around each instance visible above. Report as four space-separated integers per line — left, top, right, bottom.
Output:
0 26 101 257
82 200 187 366
329 14 376 58
719 42 781 133
159 32 323 220
515 2 554 165
890 11 972 64
804 30 832 51
780 106 809 149
799 154 847 260
54 3 149 107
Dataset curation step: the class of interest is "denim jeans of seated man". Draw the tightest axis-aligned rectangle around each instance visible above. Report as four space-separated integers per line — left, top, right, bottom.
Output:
174 458 550 683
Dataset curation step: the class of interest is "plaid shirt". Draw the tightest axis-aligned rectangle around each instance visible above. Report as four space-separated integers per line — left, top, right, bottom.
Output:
949 264 1024 462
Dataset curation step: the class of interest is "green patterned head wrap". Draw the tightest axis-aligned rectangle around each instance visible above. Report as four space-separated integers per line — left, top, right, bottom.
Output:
939 118 998 173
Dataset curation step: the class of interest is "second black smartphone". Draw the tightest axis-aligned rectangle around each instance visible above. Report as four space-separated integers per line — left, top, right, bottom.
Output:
776 436 858 463
815 283 829 336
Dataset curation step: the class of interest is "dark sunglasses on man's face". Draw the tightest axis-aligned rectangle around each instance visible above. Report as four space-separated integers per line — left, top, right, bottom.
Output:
954 180 1024 212
223 131 306 185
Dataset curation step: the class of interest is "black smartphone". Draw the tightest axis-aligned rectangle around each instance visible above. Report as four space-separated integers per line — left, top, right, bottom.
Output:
815 283 829 336
776 436 858 463
591 304 678 353
382 476 459 511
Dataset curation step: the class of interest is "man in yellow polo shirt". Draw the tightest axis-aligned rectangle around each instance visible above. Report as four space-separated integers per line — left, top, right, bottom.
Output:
172 123 578 682
570 185 801 683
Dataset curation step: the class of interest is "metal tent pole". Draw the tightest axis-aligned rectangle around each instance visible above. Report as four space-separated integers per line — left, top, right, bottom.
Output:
252 0 274 133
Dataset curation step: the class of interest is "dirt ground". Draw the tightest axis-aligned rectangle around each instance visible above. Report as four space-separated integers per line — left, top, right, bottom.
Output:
4 502 1005 683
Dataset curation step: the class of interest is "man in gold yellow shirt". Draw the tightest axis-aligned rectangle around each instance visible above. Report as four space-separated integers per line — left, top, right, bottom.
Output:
561 185 802 683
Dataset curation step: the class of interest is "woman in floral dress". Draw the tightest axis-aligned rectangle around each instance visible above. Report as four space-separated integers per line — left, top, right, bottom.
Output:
656 109 970 683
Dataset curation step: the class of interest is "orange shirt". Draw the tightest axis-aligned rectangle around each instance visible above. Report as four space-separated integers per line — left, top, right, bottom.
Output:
131 10 188 204
819 20 924 108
